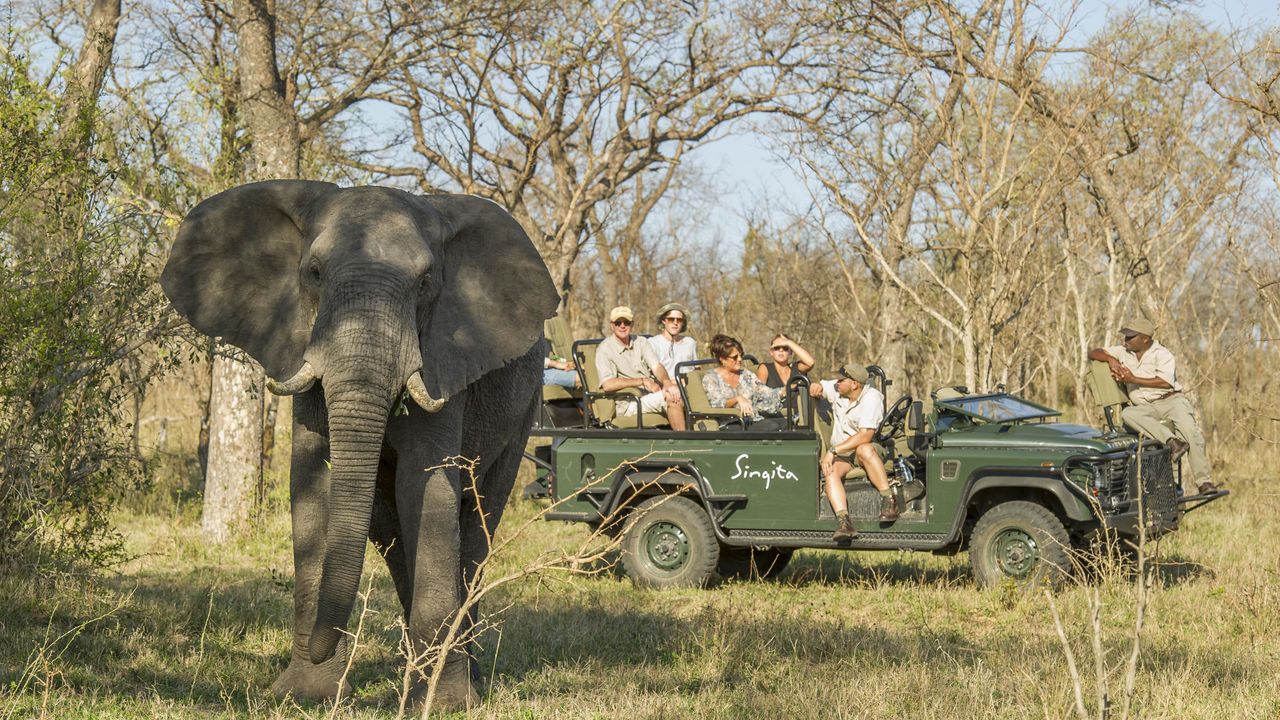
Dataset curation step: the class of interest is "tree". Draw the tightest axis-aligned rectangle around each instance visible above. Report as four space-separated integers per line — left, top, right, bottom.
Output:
361 0 832 310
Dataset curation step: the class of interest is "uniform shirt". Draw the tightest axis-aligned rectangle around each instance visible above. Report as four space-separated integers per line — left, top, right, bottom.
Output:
1103 340 1181 405
649 334 697 379
818 380 884 448
596 334 662 387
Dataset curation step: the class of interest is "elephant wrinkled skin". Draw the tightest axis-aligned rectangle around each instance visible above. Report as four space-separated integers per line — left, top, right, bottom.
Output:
161 181 559 710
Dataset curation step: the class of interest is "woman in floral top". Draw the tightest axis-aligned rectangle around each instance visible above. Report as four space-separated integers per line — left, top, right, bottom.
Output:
702 334 783 419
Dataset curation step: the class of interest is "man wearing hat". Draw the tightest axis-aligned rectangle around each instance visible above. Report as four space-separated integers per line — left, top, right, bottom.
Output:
595 305 687 431
650 301 698 379
1088 318 1215 494
808 363 895 540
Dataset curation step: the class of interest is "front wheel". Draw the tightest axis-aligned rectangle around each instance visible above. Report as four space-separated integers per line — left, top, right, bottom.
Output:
621 495 719 589
970 501 1071 590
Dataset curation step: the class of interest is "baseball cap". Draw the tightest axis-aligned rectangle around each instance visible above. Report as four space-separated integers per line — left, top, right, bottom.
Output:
837 363 870 384
1119 318 1155 338
608 306 634 323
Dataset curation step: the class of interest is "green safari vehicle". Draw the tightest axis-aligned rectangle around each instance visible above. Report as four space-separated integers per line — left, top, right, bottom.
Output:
528 354 1226 589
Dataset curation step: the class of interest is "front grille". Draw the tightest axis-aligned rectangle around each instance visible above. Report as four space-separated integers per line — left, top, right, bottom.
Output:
1080 446 1178 529
1127 447 1178 526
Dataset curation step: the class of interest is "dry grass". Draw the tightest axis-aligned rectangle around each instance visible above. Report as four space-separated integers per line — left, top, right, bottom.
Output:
1 439 1277 719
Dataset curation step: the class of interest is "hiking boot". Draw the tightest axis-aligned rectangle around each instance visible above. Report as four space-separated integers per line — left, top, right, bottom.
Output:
1197 481 1219 495
832 514 858 541
878 494 900 522
1166 438 1189 461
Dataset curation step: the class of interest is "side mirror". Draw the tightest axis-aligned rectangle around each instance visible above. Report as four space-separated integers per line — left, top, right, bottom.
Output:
908 401 924 433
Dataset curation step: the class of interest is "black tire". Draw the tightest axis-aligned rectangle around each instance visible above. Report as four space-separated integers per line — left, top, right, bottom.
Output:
717 546 794 581
970 501 1071 590
621 495 719 589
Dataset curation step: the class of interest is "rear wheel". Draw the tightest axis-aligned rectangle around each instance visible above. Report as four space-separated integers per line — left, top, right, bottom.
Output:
717 546 793 580
621 495 719 588
970 501 1071 589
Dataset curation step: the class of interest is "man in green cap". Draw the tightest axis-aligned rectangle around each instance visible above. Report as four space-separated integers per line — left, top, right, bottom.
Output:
808 363 895 540
1088 318 1215 495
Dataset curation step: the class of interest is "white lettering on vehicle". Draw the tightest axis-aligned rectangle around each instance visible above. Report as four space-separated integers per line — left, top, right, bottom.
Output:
730 453 800 490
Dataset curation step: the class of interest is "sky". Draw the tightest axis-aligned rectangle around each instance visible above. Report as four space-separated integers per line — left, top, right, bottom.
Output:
692 0 1280 247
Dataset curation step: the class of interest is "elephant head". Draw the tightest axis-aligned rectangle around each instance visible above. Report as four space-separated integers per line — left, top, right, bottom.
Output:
160 180 558 662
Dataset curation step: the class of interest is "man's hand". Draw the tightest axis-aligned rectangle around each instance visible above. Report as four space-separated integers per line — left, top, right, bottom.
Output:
809 383 824 398
1114 365 1135 383
642 377 661 394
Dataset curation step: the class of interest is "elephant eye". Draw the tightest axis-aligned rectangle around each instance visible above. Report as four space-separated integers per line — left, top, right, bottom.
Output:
308 260 322 283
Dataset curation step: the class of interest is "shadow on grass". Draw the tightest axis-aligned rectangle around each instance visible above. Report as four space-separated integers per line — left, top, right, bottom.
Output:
0 539 1219 716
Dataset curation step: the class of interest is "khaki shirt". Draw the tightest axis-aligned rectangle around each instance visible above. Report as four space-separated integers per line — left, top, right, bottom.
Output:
595 334 661 387
818 381 884 448
1103 340 1181 405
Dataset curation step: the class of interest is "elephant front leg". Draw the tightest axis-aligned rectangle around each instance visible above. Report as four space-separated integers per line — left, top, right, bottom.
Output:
271 391 353 702
398 459 478 713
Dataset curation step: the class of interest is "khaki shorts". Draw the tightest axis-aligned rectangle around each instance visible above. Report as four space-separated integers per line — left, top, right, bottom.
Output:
615 390 668 416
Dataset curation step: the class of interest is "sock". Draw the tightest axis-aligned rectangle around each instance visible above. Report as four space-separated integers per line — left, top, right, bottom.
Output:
879 489 891 498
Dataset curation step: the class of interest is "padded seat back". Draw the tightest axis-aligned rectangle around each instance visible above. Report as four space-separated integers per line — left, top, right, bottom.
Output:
680 364 743 430
542 315 581 402
544 316 574 362
1086 361 1129 408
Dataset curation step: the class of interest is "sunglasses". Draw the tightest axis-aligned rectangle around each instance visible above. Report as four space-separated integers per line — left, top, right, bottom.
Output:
771 345 789 352
663 316 686 323
725 353 742 361
612 319 633 326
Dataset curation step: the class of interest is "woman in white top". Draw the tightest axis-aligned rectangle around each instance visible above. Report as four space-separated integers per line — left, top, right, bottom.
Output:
649 301 697 379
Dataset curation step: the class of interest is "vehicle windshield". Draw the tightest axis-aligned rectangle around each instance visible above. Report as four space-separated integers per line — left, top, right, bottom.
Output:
936 393 1060 423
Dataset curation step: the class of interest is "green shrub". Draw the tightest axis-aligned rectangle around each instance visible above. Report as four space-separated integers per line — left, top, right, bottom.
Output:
0 52 172 569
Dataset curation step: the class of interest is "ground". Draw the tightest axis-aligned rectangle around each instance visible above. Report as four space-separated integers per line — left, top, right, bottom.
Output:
1 441 1277 719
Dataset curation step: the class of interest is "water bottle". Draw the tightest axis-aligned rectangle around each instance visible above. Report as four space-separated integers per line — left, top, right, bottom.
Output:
894 455 915 484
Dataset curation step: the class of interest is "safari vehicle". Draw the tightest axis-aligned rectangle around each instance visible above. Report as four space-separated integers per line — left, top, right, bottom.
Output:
527 342 1227 589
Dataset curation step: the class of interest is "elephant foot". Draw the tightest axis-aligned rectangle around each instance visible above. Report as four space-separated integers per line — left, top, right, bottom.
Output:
271 637 353 703
405 660 479 714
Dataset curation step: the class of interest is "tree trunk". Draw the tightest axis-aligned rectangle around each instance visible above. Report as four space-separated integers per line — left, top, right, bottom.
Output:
202 350 265 543
202 0 302 543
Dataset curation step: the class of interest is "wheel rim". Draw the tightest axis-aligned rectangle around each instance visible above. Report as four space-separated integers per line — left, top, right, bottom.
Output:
989 526 1041 580
640 520 689 576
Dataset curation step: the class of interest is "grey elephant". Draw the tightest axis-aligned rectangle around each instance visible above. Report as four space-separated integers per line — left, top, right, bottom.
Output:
161 180 558 710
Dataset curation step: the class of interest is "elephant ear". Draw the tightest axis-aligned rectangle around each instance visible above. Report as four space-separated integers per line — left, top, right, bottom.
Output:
161 180 339 379
415 194 559 401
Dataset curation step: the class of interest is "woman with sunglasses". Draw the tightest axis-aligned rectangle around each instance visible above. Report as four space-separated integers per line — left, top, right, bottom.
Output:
650 301 698 379
703 334 782 422
757 333 815 389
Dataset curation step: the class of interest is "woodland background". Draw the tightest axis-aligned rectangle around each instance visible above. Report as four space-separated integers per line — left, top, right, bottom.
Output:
1 0 1280 716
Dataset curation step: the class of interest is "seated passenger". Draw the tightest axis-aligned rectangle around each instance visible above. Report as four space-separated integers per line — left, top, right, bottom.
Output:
649 301 698 379
543 356 579 388
808 363 896 540
703 334 783 422
757 332 815 389
595 305 687 430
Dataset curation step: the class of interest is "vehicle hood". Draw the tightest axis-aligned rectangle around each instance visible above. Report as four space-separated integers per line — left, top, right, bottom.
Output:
940 422 1136 452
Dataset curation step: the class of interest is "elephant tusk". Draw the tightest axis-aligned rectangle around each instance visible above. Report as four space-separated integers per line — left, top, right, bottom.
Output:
267 361 317 395
406 371 447 412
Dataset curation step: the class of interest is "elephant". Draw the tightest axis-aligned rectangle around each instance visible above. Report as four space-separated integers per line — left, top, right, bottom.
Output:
160 180 558 710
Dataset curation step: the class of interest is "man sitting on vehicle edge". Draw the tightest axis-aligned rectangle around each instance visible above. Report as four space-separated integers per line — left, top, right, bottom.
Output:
1087 317 1215 495
595 305 687 431
809 363 895 540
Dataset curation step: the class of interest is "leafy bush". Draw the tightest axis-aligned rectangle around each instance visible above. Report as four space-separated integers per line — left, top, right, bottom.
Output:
0 53 172 568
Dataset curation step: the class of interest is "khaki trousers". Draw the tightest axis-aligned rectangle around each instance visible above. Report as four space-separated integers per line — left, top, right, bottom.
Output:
1120 394 1210 488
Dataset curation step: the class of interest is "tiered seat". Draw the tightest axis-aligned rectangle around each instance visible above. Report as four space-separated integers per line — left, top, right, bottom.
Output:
573 339 669 429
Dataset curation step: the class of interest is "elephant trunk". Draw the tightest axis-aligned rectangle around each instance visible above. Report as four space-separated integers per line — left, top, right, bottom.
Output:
307 290 421 665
